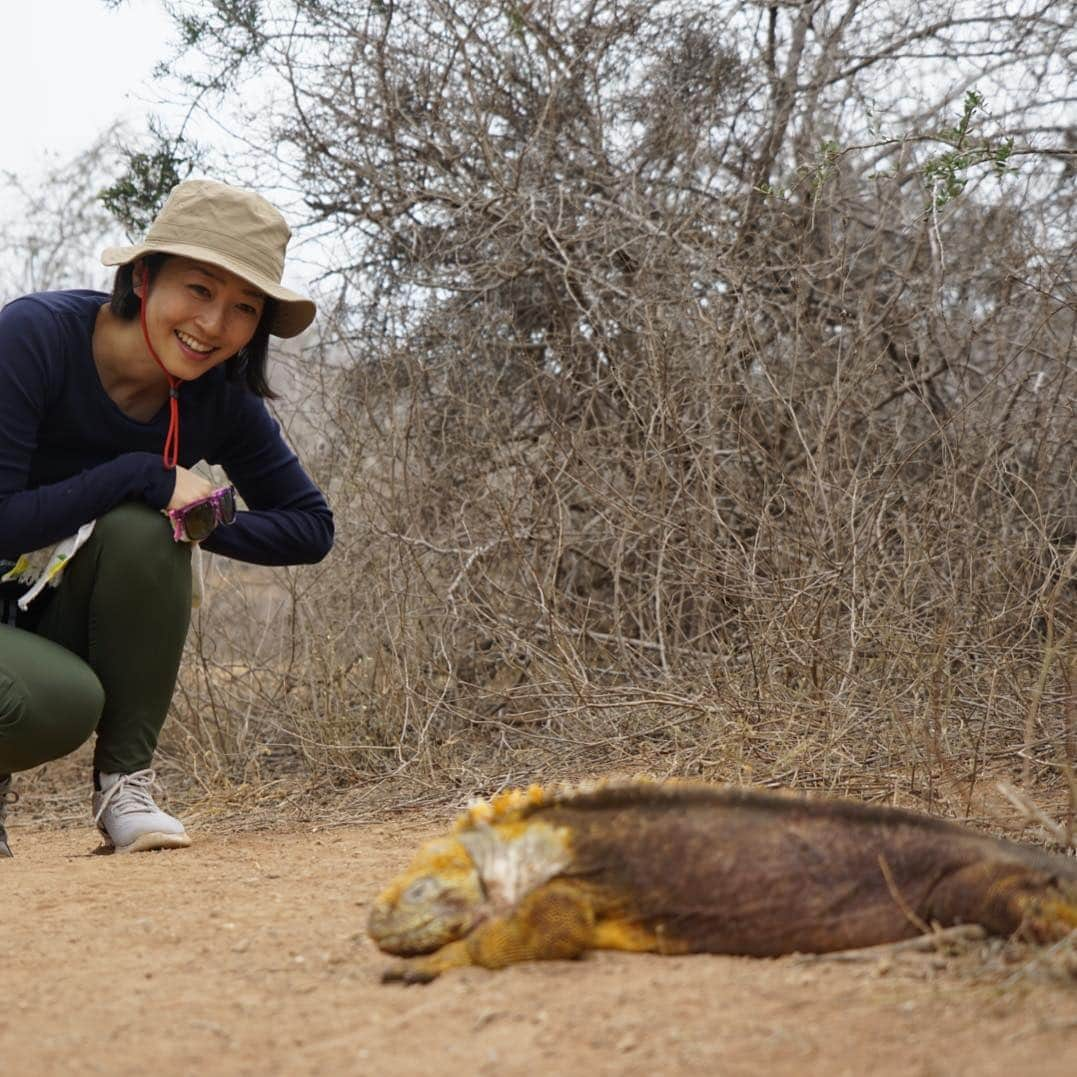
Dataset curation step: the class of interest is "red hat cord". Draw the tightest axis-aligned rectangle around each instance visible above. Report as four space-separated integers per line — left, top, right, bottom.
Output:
138 278 181 469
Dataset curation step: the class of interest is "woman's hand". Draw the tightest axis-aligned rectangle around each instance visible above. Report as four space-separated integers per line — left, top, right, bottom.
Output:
167 466 217 511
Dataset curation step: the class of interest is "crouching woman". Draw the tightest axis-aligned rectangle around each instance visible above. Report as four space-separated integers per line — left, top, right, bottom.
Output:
0 179 333 855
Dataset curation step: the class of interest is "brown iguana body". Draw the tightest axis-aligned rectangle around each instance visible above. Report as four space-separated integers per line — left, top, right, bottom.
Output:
368 781 1077 982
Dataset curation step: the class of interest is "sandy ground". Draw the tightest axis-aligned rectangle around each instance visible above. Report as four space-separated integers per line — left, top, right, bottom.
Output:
3 815 1076 1077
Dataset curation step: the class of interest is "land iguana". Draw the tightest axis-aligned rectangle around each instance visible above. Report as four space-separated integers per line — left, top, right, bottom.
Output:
367 780 1077 982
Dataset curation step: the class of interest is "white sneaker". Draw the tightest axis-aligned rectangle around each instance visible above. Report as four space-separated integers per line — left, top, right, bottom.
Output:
92 769 191 853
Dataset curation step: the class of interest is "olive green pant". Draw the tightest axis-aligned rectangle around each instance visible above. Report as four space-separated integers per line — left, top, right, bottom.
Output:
0 504 192 775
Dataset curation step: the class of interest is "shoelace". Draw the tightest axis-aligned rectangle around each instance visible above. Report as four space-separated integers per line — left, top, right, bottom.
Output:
93 769 161 823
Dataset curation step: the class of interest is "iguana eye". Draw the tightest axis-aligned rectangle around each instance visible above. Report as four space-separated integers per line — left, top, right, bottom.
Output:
403 877 439 902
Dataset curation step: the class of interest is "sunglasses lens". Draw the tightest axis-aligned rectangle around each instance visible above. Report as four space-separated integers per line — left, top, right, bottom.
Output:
182 503 217 542
218 488 237 525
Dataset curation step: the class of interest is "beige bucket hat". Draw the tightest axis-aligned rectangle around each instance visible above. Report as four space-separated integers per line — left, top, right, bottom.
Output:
101 179 316 338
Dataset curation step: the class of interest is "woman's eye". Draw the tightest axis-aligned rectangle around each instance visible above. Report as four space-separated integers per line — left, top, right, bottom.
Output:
237 303 259 316
189 284 211 297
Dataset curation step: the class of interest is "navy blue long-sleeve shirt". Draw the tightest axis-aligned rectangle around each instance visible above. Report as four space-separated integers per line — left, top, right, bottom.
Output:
0 290 333 583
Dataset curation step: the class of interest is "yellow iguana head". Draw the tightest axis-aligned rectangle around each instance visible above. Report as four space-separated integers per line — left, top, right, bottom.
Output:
367 836 486 955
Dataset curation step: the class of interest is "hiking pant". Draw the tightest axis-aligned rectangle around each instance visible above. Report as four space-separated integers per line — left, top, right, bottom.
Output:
0 504 192 775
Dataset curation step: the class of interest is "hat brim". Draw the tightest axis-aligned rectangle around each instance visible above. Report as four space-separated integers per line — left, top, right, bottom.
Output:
101 241 316 338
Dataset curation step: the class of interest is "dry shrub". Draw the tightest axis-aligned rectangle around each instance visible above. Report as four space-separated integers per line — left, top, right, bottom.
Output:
146 1 1075 825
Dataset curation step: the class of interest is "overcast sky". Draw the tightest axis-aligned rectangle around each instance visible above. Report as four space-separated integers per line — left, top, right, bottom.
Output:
2 0 172 183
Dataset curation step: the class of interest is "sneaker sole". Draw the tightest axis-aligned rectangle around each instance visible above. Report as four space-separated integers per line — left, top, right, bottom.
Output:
109 831 192 854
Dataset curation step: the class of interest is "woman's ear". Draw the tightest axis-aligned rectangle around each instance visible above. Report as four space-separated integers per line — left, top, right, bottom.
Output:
132 259 148 299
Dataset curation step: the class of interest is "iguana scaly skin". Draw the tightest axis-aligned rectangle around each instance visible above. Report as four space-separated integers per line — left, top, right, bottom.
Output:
368 781 1077 982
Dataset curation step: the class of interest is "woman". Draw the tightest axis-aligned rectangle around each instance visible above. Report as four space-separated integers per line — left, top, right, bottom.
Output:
0 179 333 855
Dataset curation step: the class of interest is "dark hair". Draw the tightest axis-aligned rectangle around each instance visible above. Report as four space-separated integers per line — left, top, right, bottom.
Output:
109 254 278 399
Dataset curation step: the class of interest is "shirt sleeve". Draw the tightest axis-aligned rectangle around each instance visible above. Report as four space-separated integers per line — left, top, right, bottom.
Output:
0 298 175 560
199 390 333 566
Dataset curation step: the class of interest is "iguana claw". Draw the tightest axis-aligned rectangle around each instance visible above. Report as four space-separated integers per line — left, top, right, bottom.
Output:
381 961 439 985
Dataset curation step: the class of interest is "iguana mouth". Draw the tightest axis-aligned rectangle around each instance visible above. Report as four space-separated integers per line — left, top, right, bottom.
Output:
372 931 434 957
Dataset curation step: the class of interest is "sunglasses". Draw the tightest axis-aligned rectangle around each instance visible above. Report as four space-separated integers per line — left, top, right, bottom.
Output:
166 485 238 543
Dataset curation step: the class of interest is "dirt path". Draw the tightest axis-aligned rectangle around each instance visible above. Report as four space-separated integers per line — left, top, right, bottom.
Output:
4 817 1076 1076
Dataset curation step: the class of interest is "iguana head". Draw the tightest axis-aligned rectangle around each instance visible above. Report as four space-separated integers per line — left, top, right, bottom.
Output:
368 837 486 955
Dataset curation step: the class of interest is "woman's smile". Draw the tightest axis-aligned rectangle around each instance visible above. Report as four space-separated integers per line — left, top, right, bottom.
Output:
174 329 216 359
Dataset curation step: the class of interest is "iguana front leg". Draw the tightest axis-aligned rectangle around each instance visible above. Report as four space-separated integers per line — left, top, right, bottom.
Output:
380 938 474 984
381 879 596 983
